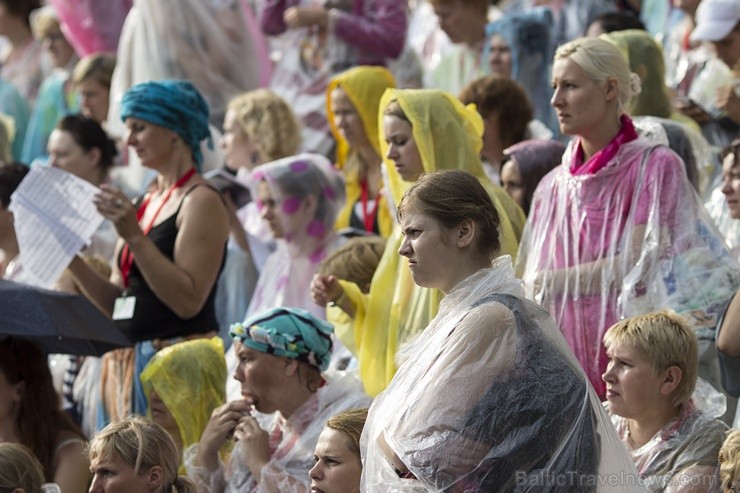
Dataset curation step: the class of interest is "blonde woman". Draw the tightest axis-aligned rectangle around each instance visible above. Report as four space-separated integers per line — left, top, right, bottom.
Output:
215 89 301 337
88 416 195 493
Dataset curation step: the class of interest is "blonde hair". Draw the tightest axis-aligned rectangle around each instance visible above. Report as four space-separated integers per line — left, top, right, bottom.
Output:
719 429 740 491
555 37 641 115
325 408 369 458
72 54 116 88
30 6 59 40
603 310 698 406
87 416 195 493
318 236 386 293
0 443 45 493
226 89 301 163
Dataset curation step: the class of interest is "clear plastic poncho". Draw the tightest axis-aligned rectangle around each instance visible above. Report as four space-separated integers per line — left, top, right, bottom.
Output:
518 137 740 398
140 337 227 472
338 89 526 397
246 153 346 320
108 0 269 129
362 257 647 492
607 379 728 492
186 372 371 493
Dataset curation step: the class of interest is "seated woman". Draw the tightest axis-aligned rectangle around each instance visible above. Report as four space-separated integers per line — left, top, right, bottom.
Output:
310 408 368 493
0 338 90 492
327 66 396 237
140 337 227 472
362 170 642 491
719 429 740 492
311 88 525 396
187 307 370 492
500 139 565 216
0 443 48 493
88 415 195 493
602 310 727 491
459 75 548 185
48 114 118 261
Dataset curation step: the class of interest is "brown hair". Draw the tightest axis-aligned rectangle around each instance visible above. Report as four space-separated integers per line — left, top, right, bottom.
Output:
318 236 386 293
0 0 41 27
0 443 45 493
459 75 533 149
325 408 369 458
0 338 84 481
428 0 489 15
398 170 501 258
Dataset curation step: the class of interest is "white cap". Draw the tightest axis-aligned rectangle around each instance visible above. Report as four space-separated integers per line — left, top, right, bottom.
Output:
690 0 740 42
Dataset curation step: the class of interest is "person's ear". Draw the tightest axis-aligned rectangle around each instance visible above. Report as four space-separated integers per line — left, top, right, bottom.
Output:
284 358 299 377
86 147 102 167
604 77 619 102
456 218 476 249
146 465 164 490
659 366 683 397
12 380 24 402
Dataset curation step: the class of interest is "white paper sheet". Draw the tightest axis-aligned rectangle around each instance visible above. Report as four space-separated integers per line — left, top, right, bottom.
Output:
9 166 104 288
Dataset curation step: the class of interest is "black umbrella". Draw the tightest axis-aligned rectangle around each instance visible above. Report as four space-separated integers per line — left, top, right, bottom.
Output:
0 279 132 356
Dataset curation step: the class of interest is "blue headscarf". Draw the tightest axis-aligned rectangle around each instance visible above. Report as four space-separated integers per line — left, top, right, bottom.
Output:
120 80 212 169
230 307 334 372
485 8 559 134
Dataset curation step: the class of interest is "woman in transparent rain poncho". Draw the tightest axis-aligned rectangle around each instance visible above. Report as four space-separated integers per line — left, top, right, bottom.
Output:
602 311 727 492
362 170 644 492
311 88 525 397
517 37 740 399
187 307 371 493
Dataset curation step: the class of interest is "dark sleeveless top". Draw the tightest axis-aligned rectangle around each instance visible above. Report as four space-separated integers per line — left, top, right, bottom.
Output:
115 184 225 342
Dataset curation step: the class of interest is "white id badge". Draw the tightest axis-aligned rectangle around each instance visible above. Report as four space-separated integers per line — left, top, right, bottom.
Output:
112 296 136 320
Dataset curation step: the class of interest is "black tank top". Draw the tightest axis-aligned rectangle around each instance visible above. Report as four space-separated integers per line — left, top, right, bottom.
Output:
115 184 225 342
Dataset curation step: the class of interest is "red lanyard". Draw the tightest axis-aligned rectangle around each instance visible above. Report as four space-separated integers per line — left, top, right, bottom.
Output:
360 179 379 233
119 168 196 288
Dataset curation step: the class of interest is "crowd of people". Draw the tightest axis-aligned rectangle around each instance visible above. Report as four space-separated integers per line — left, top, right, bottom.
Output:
0 0 739 491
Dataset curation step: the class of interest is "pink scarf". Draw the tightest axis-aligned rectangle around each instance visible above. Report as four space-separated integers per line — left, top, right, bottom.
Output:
569 115 638 175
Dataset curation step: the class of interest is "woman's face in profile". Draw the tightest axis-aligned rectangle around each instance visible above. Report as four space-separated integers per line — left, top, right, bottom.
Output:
383 115 424 182
309 427 362 493
0 368 20 425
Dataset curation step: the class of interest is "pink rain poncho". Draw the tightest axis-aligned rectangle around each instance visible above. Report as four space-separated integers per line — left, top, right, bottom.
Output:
518 136 740 397
361 257 646 492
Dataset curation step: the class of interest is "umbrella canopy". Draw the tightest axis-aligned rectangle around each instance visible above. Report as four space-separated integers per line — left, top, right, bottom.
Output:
0 279 131 356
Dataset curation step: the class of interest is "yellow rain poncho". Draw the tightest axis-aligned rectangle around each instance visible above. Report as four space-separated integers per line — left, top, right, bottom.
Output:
337 89 525 396
140 337 227 472
327 66 395 238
